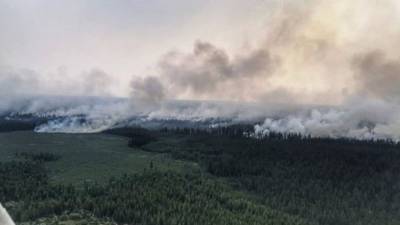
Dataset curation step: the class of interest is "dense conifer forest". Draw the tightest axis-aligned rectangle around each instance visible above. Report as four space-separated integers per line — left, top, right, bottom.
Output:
0 152 305 225
2 126 400 224
115 126 400 225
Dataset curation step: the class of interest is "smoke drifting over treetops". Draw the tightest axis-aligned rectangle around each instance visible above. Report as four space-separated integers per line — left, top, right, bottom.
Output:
2 0 400 139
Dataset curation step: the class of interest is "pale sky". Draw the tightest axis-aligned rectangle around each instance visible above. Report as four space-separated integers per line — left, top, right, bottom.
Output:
1 0 400 105
0 0 274 96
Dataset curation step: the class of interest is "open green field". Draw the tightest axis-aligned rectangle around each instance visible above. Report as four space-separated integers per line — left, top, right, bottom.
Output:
0 131 197 184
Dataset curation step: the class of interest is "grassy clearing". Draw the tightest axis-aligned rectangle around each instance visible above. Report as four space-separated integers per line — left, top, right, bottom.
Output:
0 131 197 185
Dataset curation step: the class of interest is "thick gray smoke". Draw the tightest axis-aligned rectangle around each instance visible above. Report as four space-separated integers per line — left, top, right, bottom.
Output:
159 41 274 99
130 76 166 107
2 0 400 141
128 0 400 105
129 40 275 102
353 51 400 102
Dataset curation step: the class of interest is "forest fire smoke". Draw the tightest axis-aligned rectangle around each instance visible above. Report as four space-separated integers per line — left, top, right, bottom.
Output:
1 0 400 140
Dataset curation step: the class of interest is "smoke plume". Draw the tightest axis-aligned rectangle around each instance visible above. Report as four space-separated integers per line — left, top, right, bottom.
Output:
3 0 400 140
353 51 400 102
130 76 166 106
129 0 400 105
254 98 400 140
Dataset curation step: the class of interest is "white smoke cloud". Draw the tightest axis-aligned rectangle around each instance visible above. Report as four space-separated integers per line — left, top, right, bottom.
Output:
2 0 400 141
4 94 399 141
254 98 400 140
18 97 131 133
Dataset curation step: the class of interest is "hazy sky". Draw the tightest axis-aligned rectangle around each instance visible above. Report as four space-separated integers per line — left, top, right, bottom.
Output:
3 0 400 139
1 0 400 105
0 0 273 95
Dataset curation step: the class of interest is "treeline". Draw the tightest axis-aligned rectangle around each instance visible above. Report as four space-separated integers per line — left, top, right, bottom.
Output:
160 124 255 138
103 127 156 147
16 152 60 162
0 119 35 132
1 152 306 225
160 125 399 147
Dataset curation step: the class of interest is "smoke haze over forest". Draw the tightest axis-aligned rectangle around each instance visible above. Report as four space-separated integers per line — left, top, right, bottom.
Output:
2 0 400 139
